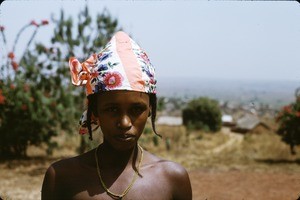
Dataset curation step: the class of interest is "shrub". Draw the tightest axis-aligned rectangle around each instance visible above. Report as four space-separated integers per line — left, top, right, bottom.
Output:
0 6 121 158
182 97 222 132
0 20 63 157
276 87 300 155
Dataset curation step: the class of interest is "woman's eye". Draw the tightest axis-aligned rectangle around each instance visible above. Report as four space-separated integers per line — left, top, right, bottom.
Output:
105 107 118 113
131 106 146 114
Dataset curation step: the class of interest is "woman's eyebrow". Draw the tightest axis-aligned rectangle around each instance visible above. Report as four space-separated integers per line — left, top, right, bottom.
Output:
132 102 148 106
100 101 148 106
101 103 119 107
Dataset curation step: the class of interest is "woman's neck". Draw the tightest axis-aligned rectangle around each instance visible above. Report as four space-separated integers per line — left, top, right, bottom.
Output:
98 141 138 169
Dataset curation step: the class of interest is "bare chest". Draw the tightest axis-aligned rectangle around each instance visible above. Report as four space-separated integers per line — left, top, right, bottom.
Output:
64 169 173 200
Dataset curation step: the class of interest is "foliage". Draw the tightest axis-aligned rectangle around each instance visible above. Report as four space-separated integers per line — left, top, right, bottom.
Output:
0 20 59 158
157 97 166 111
276 87 300 155
182 97 222 132
48 7 121 154
0 6 120 158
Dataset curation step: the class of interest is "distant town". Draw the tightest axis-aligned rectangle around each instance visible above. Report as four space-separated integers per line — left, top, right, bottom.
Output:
155 77 300 133
157 77 299 109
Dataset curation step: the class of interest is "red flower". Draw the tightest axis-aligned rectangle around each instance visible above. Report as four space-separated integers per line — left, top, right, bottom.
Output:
8 52 15 59
30 20 39 27
41 20 49 25
103 72 123 89
283 105 292 114
0 90 5 105
21 104 28 111
296 112 300 118
0 26 4 31
11 61 19 71
10 84 15 90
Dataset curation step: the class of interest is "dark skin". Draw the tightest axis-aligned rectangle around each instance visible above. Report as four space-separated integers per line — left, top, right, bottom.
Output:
41 90 192 200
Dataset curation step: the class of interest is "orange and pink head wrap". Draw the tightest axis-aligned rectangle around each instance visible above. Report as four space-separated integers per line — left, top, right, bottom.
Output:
69 31 156 96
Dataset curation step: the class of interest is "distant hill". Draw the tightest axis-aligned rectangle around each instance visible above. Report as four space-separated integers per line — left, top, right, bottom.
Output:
157 77 300 109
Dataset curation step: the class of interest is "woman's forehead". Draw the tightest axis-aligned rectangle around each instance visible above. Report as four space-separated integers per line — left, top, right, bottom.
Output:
96 90 149 103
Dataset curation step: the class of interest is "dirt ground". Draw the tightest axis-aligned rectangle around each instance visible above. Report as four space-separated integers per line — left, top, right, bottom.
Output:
1 130 300 200
1 158 300 200
189 169 300 200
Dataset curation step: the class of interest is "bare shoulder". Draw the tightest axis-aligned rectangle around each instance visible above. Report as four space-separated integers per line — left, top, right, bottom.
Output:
48 148 94 171
142 151 192 200
143 151 188 177
41 150 95 200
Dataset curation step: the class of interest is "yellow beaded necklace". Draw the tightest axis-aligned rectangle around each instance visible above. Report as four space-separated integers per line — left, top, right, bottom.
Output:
95 144 144 199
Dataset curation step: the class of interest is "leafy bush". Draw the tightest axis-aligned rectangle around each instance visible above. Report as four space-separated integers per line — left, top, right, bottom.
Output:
0 6 120 158
0 20 62 158
276 87 300 155
182 97 222 132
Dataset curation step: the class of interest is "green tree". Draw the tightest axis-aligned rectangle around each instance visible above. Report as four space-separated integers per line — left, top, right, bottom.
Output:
157 97 166 111
0 20 58 158
0 6 121 158
276 87 300 155
182 97 222 132
46 7 121 153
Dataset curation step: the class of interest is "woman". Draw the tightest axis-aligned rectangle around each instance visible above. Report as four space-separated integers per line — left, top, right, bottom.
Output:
41 31 192 200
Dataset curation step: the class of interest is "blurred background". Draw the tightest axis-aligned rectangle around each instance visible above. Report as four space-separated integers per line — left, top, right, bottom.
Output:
0 1 300 199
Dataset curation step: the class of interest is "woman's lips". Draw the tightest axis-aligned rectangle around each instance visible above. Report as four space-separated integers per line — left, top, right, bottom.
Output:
114 134 136 141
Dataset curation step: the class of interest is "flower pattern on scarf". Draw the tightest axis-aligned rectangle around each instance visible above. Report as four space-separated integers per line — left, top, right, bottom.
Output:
103 72 123 89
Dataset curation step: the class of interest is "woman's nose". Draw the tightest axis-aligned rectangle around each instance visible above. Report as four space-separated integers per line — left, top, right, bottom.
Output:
117 114 132 129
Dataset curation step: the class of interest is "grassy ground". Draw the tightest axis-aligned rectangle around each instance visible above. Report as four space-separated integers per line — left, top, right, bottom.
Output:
141 124 300 172
1 123 300 199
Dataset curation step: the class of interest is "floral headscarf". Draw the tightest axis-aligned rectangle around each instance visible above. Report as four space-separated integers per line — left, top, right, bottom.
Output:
69 31 156 95
69 31 156 135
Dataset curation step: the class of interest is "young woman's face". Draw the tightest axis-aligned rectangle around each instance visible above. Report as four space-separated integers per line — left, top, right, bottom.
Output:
96 90 150 151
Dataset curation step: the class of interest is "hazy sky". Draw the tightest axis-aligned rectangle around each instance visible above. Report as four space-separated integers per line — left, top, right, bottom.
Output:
1 0 300 82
